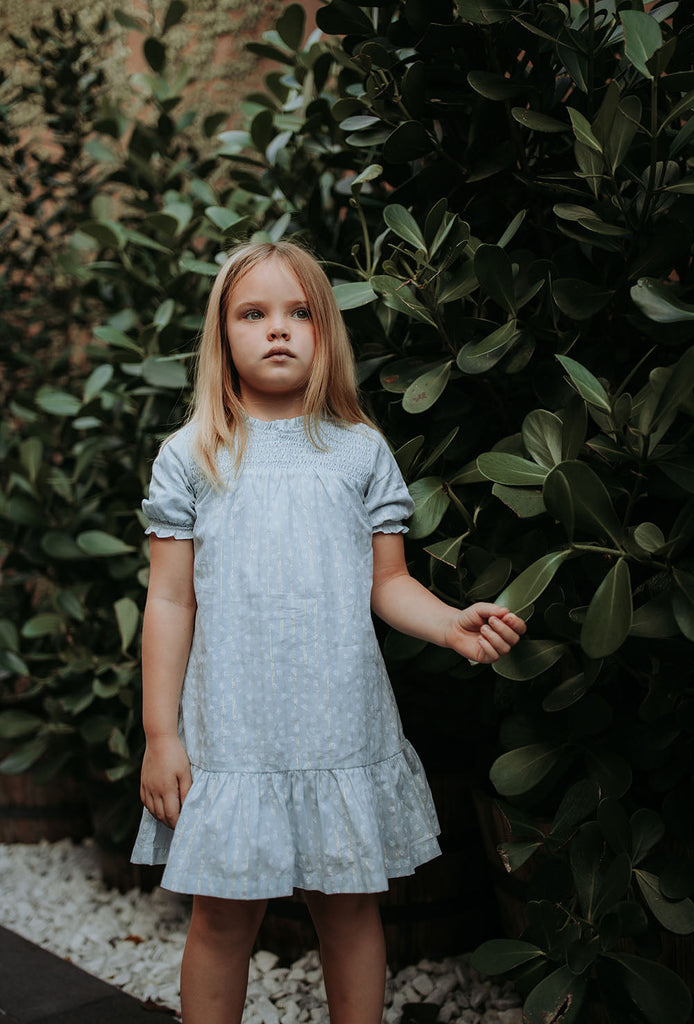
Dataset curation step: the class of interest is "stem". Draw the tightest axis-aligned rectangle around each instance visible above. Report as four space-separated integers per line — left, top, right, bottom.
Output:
587 0 595 107
443 483 475 532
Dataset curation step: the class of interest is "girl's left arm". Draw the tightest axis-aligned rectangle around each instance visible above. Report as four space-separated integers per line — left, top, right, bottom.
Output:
371 532 526 664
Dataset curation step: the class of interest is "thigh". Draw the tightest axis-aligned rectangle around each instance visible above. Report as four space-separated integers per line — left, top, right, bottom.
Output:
190 895 268 941
302 890 383 938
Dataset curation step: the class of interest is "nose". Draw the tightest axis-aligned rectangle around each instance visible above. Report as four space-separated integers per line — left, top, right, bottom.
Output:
267 320 289 340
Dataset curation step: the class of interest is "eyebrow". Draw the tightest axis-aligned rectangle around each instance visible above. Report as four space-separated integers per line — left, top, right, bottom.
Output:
233 299 309 309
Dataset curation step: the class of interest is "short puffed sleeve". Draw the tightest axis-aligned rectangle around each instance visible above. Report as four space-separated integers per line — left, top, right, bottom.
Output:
142 434 196 540
364 435 415 534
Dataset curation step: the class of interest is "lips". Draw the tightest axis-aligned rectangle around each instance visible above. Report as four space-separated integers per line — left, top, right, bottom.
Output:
264 347 294 358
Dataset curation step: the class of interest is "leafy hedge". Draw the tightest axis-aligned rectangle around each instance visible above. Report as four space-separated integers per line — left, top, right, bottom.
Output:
1 2 693 1020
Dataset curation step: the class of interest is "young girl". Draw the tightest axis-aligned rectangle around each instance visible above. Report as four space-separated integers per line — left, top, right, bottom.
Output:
131 241 526 1024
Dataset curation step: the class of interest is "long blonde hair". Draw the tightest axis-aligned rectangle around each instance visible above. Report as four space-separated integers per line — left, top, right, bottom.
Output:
188 240 372 481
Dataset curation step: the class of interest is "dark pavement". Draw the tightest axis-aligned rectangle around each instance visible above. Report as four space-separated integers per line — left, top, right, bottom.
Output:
0 926 177 1023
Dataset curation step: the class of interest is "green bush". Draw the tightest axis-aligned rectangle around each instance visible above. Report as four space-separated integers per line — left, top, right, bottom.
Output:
1 1 693 1018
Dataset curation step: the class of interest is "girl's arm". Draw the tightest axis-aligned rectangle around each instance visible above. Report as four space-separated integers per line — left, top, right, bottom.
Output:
371 532 526 663
140 535 196 828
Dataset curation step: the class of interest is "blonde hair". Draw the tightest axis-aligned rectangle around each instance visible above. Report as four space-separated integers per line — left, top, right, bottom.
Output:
188 240 372 481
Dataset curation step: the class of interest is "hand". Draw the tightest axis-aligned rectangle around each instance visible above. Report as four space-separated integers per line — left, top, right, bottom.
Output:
444 603 527 664
140 735 192 829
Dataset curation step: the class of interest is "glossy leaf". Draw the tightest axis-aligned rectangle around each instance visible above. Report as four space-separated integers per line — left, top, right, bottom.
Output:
0 711 44 739
0 738 50 775
492 484 545 518
599 953 692 1024
403 362 452 413
408 478 450 539
495 550 572 612
581 559 632 659
630 279 694 323
523 965 587 1023
275 3 305 50
631 809 665 866
83 364 113 404
474 244 516 314
21 614 63 638
490 743 566 796
522 410 563 469
424 536 464 568
383 205 427 252
621 11 662 79
35 387 81 417
383 121 433 163
552 279 612 320
556 355 611 412
114 597 140 654
76 531 136 557
634 871 694 935
543 461 623 545
332 282 377 310
477 452 547 486
471 939 545 975
468 71 521 100
456 321 518 374
672 568 694 641
492 639 566 680
142 356 188 389
512 108 565 132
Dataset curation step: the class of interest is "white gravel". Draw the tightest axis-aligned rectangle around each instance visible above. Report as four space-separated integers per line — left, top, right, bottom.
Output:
0 840 522 1023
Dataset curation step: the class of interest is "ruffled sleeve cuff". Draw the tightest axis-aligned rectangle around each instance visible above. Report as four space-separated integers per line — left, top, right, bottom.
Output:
142 431 197 539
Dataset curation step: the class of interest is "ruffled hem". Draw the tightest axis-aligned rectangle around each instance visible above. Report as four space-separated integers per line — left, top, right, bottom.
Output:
131 741 441 898
145 521 194 540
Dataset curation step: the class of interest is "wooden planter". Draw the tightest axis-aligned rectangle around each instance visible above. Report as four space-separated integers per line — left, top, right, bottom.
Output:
0 773 91 844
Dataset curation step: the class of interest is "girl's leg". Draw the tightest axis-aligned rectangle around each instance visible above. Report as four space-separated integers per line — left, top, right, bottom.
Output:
303 891 387 1024
180 895 268 1024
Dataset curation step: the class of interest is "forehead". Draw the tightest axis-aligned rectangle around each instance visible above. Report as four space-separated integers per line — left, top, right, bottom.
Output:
231 256 307 300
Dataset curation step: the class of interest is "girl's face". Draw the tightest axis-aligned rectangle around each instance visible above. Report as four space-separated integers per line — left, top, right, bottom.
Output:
225 257 316 419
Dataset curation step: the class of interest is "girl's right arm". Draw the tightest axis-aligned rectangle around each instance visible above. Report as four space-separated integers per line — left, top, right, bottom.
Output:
140 535 196 829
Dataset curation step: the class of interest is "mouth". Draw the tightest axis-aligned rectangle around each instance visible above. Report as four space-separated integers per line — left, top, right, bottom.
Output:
264 347 294 359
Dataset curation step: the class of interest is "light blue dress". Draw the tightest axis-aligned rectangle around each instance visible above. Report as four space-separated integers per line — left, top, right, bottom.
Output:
131 415 441 898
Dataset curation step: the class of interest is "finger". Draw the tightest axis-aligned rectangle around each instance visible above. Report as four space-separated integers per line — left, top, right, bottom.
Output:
481 624 511 655
475 636 500 663
161 789 182 829
502 612 527 634
488 616 522 645
473 603 510 620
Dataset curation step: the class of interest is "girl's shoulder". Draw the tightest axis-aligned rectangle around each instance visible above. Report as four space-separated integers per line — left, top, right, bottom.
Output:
152 422 203 486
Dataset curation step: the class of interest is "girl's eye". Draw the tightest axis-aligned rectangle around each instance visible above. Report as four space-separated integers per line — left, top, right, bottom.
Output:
293 307 311 320
243 310 263 320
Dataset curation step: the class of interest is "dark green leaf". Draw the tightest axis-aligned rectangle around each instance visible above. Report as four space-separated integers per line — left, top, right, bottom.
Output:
672 569 694 641
522 410 563 469
456 321 518 374
492 639 566 681
490 743 566 796
403 362 452 414
635 870 694 934
570 822 603 921
424 536 464 569
383 121 433 163
496 550 572 613
543 461 623 545
144 37 166 72
581 559 632 659
275 3 305 50
599 952 692 1024
474 244 516 314
76 531 136 557
0 738 50 775
468 71 521 100
512 108 565 132
21 614 63 639
35 387 81 417
0 711 44 739
471 939 545 975
383 205 426 251
630 279 694 323
408 478 450 539
523 964 587 1023
477 452 547 486
142 357 188 389
552 279 612 320
332 282 377 310
621 10 662 79
114 597 140 653
556 355 611 412
162 1 186 33
631 809 664 865
492 484 545 518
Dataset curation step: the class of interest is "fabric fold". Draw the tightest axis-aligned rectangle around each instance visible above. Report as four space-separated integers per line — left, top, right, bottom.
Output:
131 741 441 898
